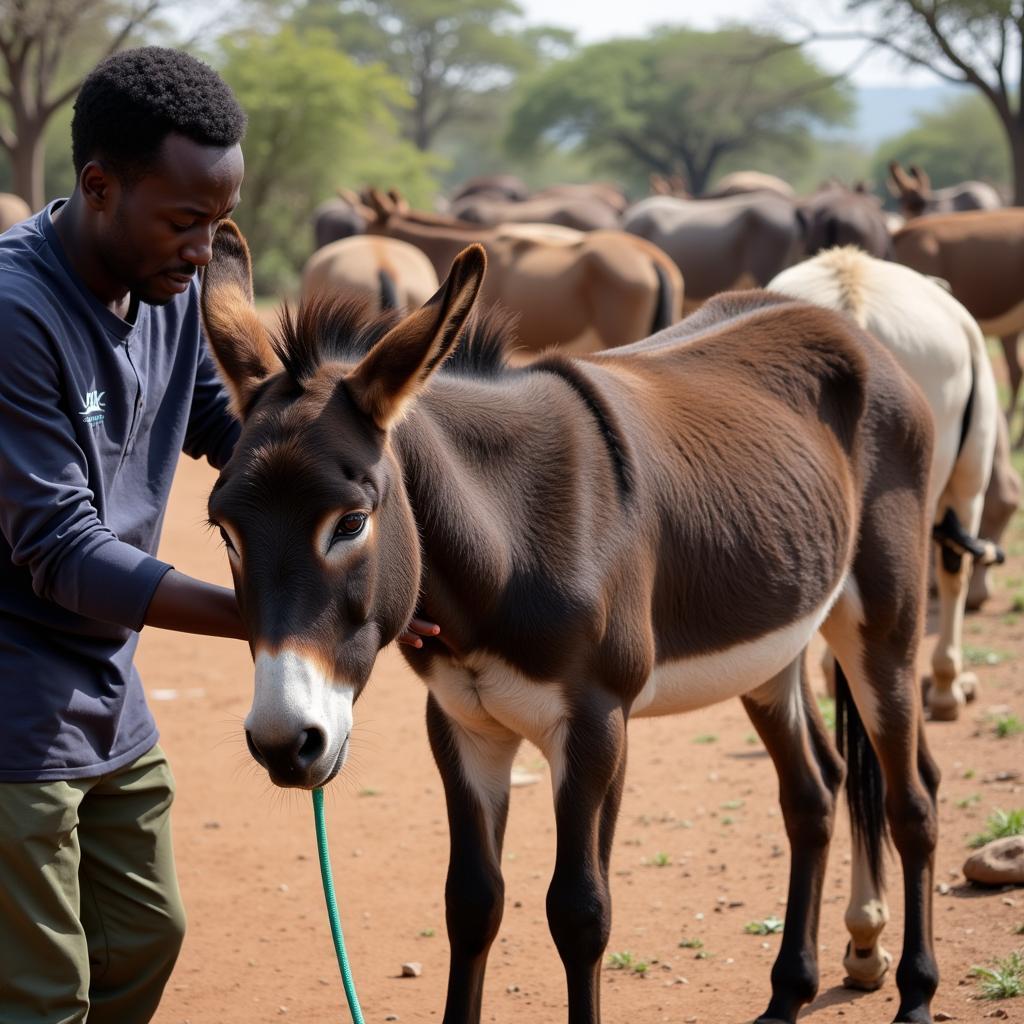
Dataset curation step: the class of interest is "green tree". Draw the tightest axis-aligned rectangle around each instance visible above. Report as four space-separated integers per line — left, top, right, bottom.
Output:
506 26 853 195
280 0 573 151
839 0 1024 202
871 91 1010 192
0 0 168 208
217 25 439 293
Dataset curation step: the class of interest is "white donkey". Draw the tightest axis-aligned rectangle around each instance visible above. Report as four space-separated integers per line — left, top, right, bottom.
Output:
771 247 1001 721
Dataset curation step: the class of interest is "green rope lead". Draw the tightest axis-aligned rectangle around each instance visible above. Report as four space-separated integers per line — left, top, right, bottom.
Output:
313 787 365 1024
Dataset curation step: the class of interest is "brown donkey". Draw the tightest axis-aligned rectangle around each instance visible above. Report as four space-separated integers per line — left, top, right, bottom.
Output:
202 221 940 1024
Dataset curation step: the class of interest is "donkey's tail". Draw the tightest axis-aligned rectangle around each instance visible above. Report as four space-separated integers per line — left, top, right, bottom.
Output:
835 658 888 888
650 259 677 333
379 268 400 311
932 311 1003 573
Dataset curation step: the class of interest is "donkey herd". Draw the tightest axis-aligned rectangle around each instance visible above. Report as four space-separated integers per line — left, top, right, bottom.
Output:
126 158 1021 1024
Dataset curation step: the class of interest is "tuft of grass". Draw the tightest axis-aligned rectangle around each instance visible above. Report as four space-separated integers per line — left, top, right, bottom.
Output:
971 950 1024 999
1014 923 1024 936
743 917 785 936
418 928 435 937
993 714 1024 739
969 808 1024 848
721 799 744 810
678 937 704 949
606 950 649 974
693 733 717 744
1011 593 1024 614
649 851 671 867
956 793 981 809
964 644 1006 667
358 787 380 797
817 695 836 731
963 768 976 780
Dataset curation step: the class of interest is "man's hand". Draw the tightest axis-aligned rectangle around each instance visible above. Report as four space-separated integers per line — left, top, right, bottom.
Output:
399 616 440 648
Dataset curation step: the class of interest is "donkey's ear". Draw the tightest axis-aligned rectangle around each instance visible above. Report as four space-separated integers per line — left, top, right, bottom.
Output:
201 221 282 419
909 164 931 193
345 244 486 430
365 187 395 221
888 160 913 195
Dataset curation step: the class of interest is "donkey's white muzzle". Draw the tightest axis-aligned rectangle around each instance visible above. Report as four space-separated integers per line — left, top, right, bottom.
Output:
245 649 354 787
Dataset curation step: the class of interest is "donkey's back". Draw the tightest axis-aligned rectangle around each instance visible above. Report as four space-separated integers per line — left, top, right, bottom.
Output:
580 290 931 675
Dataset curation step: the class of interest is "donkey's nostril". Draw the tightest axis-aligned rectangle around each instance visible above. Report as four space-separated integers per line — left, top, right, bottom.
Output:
245 729 268 767
294 727 326 768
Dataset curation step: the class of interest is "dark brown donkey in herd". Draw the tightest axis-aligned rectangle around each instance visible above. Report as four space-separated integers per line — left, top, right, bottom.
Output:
202 221 940 1024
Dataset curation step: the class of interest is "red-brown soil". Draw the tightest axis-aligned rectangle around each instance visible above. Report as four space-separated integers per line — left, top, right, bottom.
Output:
149 455 1024 1024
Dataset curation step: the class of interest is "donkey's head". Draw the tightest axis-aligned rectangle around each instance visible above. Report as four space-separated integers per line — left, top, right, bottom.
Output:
887 161 931 216
201 221 486 787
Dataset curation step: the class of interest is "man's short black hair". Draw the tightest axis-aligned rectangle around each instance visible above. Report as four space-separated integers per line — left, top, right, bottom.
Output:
72 46 246 181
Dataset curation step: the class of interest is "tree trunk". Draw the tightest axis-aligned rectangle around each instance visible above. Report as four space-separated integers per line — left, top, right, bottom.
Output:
10 119 46 211
687 160 713 196
1012 125 1024 206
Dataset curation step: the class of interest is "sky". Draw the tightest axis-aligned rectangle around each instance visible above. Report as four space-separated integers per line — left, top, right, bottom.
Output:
516 0 940 88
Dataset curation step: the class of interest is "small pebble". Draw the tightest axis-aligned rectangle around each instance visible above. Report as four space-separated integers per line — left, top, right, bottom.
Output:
401 962 422 978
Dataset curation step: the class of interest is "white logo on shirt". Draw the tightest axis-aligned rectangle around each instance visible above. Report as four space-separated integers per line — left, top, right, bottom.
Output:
80 390 105 426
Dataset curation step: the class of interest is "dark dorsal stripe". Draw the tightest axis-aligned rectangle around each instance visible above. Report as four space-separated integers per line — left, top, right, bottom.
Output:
379 268 399 311
527 355 634 500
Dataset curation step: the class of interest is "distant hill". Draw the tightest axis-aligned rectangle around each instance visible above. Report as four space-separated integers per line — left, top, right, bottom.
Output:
826 83 966 145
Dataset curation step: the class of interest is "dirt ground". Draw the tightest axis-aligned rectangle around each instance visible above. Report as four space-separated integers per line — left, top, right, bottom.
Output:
147 447 1024 1024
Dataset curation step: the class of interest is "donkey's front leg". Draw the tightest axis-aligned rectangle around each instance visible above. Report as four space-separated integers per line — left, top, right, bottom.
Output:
547 692 628 1024
742 655 845 1024
426 694 520 1024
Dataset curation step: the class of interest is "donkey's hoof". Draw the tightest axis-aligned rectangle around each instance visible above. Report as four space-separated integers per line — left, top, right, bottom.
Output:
927 683 965 721
966 571 991 612
959 671 979 702
843 943 892 991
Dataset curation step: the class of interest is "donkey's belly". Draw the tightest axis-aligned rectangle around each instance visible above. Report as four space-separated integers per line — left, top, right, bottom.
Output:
425 653 568 759
631 574 848 718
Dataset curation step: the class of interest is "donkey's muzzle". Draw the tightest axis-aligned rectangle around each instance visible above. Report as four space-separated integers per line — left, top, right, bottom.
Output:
245 726 327 786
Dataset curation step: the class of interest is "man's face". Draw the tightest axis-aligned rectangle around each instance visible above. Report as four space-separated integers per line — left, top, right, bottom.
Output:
100 133 244 306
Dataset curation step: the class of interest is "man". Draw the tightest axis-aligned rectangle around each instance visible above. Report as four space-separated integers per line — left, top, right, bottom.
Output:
0 47 434 1023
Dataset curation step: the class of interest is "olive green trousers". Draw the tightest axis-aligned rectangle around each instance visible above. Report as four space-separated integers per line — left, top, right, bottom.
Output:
0 744 185 1023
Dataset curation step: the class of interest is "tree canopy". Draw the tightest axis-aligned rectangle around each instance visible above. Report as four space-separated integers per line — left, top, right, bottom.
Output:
281 0 573 151
841 0 1024 201
507 26 853 195
218 25 439 292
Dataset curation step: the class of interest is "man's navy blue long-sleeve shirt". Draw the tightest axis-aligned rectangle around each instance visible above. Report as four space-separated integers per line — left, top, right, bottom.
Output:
0 201 240 781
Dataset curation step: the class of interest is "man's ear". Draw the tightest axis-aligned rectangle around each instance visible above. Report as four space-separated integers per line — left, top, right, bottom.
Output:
345 244 486 430
79 161 115 212
200 220 282 418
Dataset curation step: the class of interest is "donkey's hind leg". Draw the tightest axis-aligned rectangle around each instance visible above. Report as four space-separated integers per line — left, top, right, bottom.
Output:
929 428 995 719
426 695 520 1024
823 577 939 1024
742 653 845 1024
546 690 628 1024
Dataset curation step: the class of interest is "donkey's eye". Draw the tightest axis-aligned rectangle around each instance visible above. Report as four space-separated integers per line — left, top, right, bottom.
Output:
332 512 367 544
218 526 237 553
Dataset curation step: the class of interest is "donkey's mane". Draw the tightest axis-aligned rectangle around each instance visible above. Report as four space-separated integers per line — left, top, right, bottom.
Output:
270 293 513 384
